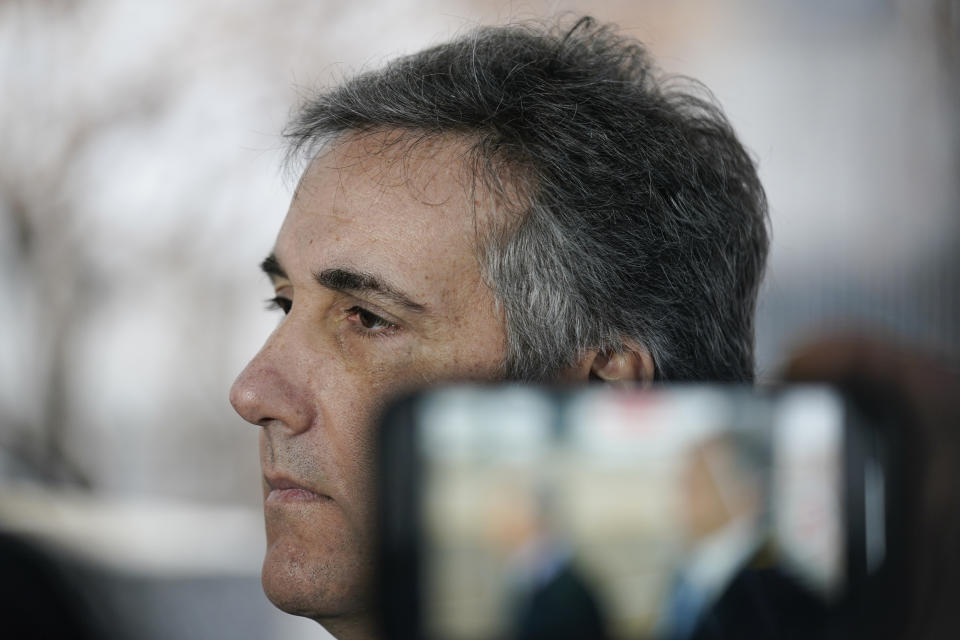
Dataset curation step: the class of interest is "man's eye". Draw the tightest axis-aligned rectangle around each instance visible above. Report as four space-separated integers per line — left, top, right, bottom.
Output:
346 306 397 334
266 296 292 315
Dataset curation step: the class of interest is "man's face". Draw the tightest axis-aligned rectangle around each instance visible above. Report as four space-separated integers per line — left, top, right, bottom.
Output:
229 132 507 626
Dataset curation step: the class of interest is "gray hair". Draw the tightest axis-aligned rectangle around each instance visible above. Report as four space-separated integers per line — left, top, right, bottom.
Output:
284 16 769 382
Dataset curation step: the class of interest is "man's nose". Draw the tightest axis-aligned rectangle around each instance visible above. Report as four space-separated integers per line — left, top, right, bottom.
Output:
229 327 315 435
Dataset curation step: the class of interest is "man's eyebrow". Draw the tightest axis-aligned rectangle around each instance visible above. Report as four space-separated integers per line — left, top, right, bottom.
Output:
260 253 287 281
314 267 427 313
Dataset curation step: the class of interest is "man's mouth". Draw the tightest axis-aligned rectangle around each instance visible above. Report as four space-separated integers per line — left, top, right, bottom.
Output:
263 475 332 504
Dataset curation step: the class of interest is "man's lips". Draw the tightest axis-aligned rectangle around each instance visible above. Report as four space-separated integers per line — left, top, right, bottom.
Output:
263 474 331 504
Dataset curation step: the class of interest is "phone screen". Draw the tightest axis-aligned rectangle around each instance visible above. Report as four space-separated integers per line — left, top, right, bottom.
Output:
379 386 859 640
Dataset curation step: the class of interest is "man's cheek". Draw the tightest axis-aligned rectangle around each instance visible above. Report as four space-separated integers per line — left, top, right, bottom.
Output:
335 335 430 399
335 328 417 373
427 333 506 382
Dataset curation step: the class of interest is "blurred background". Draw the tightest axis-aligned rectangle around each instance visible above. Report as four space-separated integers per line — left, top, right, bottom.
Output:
0 0 957 638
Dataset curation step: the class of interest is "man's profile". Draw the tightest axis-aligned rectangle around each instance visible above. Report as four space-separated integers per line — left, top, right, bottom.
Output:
229 16 768 640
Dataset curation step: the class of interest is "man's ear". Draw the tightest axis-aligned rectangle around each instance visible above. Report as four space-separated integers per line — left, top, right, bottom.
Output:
589 347 656 386
559 345 656 385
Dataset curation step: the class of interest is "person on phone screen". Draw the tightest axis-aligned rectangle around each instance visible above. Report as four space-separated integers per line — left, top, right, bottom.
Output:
660 433 826 640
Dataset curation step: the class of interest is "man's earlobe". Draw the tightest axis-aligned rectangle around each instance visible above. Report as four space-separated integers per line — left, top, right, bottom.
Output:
589 347 655 386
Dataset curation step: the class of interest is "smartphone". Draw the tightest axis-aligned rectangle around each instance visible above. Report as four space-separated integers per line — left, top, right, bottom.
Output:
376 385 900 640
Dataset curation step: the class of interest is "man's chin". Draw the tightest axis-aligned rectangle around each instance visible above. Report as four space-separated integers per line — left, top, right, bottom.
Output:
261 539 373 622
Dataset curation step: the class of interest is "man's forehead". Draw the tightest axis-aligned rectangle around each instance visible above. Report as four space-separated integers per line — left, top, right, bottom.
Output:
286 142 477 241
273 130 501 308
283 131 501 249
298 130 476 199
286 130 518 252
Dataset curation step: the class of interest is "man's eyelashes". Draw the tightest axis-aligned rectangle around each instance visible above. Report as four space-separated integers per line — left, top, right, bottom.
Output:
345 305 399 336
264 297 400 338
266 296 292 314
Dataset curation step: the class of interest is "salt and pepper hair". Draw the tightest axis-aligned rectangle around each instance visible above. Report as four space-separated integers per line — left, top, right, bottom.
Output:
285 16 769 382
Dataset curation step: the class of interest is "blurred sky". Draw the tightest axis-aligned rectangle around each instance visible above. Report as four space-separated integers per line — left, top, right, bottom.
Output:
0 0 957 508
